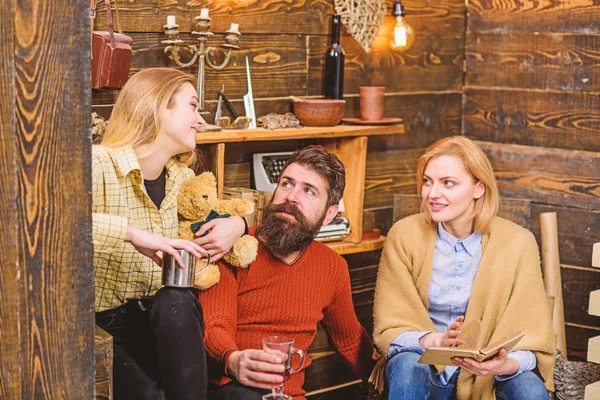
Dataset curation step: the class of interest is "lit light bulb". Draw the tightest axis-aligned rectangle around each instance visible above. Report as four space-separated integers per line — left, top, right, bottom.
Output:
390 1 414 52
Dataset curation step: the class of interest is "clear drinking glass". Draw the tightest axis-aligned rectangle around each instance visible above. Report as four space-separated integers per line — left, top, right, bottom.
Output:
261 335 305 400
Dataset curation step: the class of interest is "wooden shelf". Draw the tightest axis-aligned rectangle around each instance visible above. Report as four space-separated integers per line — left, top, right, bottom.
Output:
325 236 385 256
195 123 404 249
196 124 405 144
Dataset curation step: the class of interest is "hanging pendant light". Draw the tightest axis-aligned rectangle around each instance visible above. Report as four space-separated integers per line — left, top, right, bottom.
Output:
390 0 415 52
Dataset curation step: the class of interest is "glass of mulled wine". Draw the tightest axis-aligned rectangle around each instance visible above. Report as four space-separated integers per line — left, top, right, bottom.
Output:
261 335 305 400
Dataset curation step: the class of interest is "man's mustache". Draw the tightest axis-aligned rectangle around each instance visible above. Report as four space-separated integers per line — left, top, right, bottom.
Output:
269 202 304 221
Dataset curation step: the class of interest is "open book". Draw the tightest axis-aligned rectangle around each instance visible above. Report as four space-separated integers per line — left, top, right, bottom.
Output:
418 319 525 366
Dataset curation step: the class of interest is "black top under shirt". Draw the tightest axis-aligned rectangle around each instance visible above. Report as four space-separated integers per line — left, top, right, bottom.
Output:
144 168 250 234
144 168 167 209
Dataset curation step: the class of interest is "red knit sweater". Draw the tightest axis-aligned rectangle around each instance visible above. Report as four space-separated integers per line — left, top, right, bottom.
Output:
199 228 374 399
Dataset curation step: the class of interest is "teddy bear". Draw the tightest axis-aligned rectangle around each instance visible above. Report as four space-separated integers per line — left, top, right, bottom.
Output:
177 172 259 290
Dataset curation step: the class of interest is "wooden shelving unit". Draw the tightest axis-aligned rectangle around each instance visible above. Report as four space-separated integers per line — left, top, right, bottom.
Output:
195 124 405 144
325 236 386 255
195 124 404 251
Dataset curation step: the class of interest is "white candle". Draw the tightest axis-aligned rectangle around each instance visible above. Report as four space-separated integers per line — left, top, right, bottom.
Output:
200 8 209 18
166 15 176 28
229 23 239 33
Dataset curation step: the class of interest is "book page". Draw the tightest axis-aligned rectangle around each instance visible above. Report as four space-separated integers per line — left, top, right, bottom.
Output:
480 332 525 360
456 318 482 349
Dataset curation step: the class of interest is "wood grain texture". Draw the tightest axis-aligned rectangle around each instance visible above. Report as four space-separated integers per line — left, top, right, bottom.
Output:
95 326 113 400
321 136 367 242
560 266 600 328
392 194 422 223
94 94 297 121
365 92 462 150
566 324 600 361
93 0 465 35
223 162 251 188
196 124 404 144
463 88 600 152
95 91 462 149
0 1 23 397
364 148 423 209
326 237 384 255
94 0 335 35
200 143 225 199
468 0 600 33
463 1 600 370
368 207 395 236
0 1 95 398
306 383 366 399
308 33 464 95
531 204 600 268
96 32 308 101
477 141 600 210
466 32 600 92
224 140 310 164
392 194 532 229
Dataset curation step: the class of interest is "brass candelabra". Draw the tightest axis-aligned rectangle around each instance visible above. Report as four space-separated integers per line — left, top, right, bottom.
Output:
162 12 241 114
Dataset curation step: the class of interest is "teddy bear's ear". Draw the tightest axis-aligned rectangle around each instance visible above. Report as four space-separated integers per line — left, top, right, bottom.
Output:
198 172 217 187
178 175 210 220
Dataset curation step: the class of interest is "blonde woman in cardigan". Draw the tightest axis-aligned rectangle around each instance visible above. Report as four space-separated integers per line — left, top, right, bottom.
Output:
373 136 555 400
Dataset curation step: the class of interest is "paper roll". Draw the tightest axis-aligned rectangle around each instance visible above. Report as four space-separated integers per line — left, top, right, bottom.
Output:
540 212 568 358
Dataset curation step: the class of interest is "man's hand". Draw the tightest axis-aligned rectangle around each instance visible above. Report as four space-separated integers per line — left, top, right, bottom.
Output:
193 216 246 262
125 226 206 268
452 348 519 377
227 349 286 390
419 315 464 349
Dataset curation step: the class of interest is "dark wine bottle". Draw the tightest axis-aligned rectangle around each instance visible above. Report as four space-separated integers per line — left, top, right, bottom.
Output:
324 15 345 100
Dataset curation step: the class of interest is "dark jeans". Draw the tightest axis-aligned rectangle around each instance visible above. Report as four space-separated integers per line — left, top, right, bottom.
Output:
208 381 269 400
96 287 207 400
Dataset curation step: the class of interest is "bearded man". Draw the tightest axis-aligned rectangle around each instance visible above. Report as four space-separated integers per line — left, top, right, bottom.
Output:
200 146 375 400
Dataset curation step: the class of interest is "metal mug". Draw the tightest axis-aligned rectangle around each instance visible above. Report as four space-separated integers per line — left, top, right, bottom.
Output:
162 249 212 288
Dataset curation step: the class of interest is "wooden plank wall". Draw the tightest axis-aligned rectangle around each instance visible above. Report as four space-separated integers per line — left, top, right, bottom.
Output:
0 0 95 398
90 0 600 397
464 0 600 361
92 1 464 397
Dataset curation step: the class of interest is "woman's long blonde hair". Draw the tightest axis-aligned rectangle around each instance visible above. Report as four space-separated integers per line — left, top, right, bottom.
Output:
416 136 500 233
100 68 198 166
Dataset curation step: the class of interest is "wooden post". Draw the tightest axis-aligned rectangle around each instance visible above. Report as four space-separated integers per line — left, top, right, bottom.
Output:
319 136 368 244
0 1 94 398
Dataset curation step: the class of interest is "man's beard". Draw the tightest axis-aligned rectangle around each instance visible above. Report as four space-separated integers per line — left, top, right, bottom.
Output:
256 201 326 258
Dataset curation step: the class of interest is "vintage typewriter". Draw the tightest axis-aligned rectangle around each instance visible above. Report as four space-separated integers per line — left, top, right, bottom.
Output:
252 151 350 241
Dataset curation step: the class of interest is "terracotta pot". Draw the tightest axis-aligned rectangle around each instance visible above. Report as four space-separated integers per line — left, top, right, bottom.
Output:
359 86 385 121
293 99 346 126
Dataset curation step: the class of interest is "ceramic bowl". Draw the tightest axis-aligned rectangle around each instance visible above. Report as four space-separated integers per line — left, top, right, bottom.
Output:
293 99 346 126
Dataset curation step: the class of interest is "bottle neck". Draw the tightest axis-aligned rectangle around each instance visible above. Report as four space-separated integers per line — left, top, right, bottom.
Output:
330 15 341 46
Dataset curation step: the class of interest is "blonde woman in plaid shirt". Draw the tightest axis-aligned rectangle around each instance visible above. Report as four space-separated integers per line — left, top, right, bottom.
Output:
93 68 247 400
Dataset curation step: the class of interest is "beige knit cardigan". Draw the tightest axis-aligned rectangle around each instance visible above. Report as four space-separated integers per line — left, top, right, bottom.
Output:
373 214 555 399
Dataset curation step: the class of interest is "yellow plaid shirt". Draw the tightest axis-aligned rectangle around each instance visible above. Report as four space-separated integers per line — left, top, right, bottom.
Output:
92 146 194 312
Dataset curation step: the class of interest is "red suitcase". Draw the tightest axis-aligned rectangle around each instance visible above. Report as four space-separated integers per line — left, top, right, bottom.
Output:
91 0 132 89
